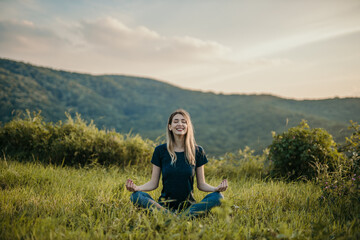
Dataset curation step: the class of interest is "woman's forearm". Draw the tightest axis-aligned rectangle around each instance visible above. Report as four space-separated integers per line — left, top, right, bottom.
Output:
197 182 217 192
134 164 161 192
136 180 158 192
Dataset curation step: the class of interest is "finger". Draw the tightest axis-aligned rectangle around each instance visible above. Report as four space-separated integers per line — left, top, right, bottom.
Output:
126 179 132 187
219 181 227 191
127 180 133 187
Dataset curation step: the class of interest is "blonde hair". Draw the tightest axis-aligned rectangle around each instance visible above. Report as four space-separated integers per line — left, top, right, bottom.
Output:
166 109 197 166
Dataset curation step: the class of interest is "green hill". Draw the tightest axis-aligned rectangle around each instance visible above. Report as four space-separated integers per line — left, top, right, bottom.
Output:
1 58 359 156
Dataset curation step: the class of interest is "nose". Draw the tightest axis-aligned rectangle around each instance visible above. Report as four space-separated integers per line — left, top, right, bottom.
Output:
177 122 185 127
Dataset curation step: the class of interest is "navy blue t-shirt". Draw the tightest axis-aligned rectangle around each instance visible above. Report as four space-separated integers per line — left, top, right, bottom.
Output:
151 143 208 211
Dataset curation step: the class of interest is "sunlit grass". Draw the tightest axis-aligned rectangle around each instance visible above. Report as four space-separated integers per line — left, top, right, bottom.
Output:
0 157 359 239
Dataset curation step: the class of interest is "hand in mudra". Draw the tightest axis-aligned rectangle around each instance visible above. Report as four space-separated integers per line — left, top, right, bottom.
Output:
126 179 138 192
215 179 228 192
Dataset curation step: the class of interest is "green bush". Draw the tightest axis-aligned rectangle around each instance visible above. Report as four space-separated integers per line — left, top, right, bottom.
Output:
339 121 360 175
268 120 343 181
0 111 155 167
315 159 360 222
206 146 269 179
0 111 53 159
314 121 360 221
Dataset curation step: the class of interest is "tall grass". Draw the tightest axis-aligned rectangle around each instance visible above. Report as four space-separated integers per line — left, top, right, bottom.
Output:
1 156 359 239
1 114 359 239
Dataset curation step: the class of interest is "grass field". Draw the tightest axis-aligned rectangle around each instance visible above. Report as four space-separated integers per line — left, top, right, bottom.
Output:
1 156 359 240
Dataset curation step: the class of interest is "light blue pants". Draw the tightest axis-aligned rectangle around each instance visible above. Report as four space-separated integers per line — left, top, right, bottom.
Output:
130 191 223 217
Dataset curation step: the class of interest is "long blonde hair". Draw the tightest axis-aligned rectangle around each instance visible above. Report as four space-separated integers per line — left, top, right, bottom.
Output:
166 109 197 166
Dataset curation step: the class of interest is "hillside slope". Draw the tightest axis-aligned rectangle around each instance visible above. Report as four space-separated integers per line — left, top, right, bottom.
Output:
1 58 359 155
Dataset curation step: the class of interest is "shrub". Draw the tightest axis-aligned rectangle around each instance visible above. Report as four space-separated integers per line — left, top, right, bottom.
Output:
315 160 360 221
268 120 343 181
206 146 269 179
0 110 52 159
339 120 360 175
0 111 155 167
315 121 360 221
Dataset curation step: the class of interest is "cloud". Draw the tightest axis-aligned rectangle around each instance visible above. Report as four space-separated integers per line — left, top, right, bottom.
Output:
237 26 360 60
0 19 68 54
0 16 292 71
78 17 230 62
0 16 231 64
79 17 160 49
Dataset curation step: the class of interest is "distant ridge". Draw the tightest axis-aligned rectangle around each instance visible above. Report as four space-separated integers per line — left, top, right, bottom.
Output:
1 58 359 156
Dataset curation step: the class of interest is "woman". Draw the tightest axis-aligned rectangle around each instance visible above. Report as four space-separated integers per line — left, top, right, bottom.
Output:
125 109 228 217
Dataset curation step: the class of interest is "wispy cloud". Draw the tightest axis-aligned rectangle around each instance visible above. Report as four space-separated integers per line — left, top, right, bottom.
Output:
0 19 68 54
236 26 360 60
0 16 242 82
78 17 231 63
0 16 233 65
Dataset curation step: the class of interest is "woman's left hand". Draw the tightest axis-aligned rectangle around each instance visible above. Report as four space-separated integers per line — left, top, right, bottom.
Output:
215 179 228 192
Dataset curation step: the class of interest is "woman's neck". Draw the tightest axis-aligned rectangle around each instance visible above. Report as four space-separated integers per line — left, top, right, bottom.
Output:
173 135 185 152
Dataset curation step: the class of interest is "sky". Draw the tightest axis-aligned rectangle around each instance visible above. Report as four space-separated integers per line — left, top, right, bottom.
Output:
0 0 359 99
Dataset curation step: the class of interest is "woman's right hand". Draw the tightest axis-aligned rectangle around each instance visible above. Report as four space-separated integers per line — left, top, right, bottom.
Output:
126 179 139 192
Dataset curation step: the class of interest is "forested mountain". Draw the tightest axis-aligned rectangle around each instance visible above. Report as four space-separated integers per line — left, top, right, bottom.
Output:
1 58 359 156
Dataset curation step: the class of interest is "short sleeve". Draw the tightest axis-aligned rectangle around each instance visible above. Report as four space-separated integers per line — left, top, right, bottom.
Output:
195 146 208 168
151 145 162 168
